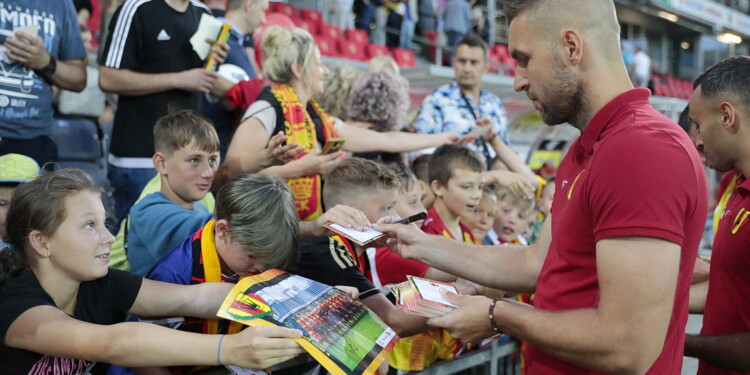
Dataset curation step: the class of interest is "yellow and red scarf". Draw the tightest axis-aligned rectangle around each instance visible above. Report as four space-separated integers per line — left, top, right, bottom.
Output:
271 83 339 221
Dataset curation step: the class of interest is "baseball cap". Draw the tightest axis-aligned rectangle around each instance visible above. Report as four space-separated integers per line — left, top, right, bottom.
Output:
0 153 41 184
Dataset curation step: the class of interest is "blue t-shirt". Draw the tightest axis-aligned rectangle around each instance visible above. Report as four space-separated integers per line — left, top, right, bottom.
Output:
0 0 86 139
128 192 213 276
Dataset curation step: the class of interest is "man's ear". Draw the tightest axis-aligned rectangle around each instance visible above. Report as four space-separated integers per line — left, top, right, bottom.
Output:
719 102 739 135
561 29 583 66
153 152 168 176
28 230 50 258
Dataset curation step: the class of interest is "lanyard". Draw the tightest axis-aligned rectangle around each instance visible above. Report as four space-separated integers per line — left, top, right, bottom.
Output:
459 91 492 169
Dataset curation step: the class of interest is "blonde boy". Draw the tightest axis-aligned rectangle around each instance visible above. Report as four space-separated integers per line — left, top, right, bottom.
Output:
487 184 535 245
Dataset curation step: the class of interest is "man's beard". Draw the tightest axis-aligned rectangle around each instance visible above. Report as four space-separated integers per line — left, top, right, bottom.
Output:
537 60 588 127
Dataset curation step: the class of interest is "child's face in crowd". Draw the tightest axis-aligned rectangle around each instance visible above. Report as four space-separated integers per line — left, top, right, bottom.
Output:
538 182 555 217
217 227 266 276
159 142 219 208
42 191 114 281
0 187 13 240
462 194 496 240
432 168 482 219
493 197 527 243
359 188 399 224
395 178 426 226
418 179 436 210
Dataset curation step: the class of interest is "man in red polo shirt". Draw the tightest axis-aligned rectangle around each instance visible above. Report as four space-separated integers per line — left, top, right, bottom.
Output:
377 0 708 374
684 56 750 374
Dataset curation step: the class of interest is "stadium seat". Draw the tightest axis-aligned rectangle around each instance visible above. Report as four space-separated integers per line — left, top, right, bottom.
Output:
366 43 389 58
319 24 342 40
296 19 318 35
300 9 323 27
275 3 298 20
345 29 369 45
391 48 416 68
316 35 337 56
51 117 104 162
338 39 367 61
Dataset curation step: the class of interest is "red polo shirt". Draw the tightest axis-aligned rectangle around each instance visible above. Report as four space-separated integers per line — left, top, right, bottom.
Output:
698 176 750 375
524 89 708 375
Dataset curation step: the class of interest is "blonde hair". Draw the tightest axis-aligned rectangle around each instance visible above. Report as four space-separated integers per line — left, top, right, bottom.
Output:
262 26 317 85
366 55 400 75
317 64 361 119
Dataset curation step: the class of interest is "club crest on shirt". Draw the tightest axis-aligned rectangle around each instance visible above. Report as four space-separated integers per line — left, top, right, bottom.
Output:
226 293 271 320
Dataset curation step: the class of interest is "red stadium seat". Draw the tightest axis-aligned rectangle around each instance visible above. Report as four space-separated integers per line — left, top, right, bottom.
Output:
296 19 318 35
300 9 323 26
319 24 342 40
338 39 367 61
345 29 369 45
316 36 337 56
276 3 298 20
391 48 416 68
366 43 389 58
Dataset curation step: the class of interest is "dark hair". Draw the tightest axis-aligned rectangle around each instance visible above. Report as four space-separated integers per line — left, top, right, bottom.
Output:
322 157 400 208
153 109 220 156
0 169 100 284
384 162 416 194
502 0 544 25
411 154 431 183
214 174 300 270
693 56 750 111
456 34 488 60
677 104 692 133
428 144 485 186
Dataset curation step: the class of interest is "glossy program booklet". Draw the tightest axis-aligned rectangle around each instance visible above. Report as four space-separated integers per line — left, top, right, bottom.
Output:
390 276 462 318
217 269 398 375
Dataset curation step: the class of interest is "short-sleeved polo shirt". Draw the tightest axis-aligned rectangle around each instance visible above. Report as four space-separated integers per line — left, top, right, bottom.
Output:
524 89 708 375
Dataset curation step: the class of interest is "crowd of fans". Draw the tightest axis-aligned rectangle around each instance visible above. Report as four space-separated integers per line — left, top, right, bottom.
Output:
0 1 749 375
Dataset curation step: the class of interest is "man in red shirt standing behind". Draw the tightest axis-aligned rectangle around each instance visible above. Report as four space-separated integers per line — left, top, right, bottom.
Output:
685 56 750 374
378 0 708 374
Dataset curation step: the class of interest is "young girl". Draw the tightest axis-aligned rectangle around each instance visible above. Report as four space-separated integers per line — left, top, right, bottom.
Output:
0 169 304 374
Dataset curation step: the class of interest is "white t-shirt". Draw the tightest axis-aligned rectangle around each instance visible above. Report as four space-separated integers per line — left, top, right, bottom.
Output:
632 51 651 77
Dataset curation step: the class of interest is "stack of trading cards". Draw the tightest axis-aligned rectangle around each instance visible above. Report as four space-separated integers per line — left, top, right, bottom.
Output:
389 276 462 318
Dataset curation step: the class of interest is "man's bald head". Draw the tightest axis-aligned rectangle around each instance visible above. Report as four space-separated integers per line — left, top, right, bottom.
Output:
503 0 621 61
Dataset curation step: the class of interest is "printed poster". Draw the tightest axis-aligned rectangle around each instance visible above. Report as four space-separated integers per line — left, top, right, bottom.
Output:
217 269 398 375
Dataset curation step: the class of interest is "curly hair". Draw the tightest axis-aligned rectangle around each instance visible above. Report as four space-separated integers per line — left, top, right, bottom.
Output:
345 71 410 132
317 64 361 119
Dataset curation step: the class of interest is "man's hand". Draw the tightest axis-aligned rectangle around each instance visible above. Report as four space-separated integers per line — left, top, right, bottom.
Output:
316 204 371 233
476 117 497 142
205 38 229 65
176 68 218 93
265 131 303 167
427 291 497 342
4 32 51 70
376 222 430 260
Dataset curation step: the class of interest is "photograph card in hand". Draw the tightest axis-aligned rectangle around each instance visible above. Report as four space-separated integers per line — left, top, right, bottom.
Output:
323 223 384 246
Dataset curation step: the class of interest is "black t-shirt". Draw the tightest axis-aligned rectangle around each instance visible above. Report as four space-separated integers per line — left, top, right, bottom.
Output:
0 269 143 375
99 0 210 159
295 236 381 300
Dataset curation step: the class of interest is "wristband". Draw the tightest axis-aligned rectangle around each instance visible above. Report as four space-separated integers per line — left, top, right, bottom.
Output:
488 299 501 334
216 334 226 366
34 55 57 84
